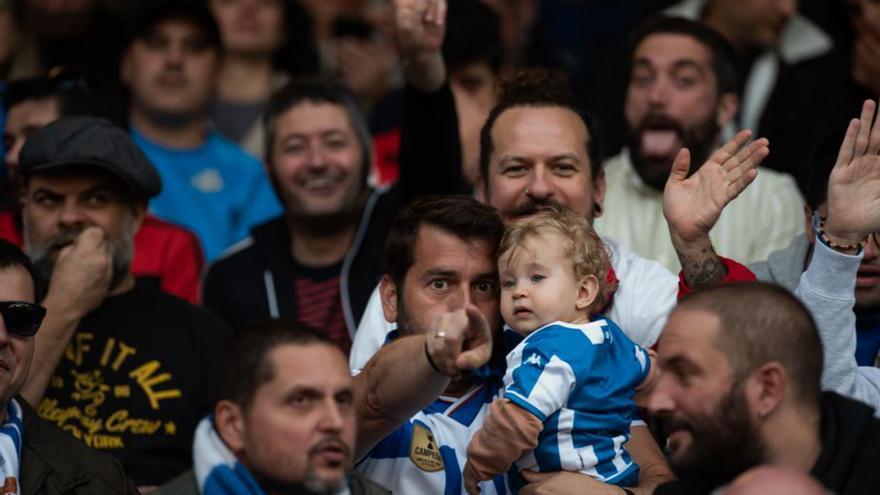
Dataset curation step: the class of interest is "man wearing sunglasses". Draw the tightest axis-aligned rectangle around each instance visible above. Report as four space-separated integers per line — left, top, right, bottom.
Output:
0 239 136 493
14 117 230 490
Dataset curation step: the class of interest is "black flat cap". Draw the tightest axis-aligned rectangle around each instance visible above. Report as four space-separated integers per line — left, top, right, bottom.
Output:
19 116 162 199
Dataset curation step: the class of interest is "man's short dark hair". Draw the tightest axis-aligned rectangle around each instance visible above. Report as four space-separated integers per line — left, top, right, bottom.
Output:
443 0 502 74
384 195 505 290
213 319 336 410
478 69 602 186
127 0 223 54
2 70 98 118
263 78 372 182
628 16 739 96
679 282 823 407
0 240 44 302
805 125 847 210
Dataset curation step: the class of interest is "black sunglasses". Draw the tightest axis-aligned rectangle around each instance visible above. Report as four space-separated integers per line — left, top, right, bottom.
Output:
0 302 46 337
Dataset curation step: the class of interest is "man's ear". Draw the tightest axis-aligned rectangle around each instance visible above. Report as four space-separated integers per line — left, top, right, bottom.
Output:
803 204 816 244
745 361 787 420
715 92 739 128
379 275 399 324
575 274 600 311
591 169 606 221
476 175 488 204
130 200 148 234
215 400 247 454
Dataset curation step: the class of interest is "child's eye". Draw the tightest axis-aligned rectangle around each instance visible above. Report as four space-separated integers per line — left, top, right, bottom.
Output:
501 279 515 290
530 274 545 283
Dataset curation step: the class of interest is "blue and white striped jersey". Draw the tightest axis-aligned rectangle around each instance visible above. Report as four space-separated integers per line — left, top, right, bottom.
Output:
504 318 649 485
356 379 510 495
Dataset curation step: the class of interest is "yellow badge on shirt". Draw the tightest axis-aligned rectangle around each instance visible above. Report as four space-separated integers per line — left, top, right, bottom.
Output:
409 423 444 472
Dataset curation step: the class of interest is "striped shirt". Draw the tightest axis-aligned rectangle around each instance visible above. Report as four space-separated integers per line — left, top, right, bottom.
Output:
356 379 509 495
504 318 649 485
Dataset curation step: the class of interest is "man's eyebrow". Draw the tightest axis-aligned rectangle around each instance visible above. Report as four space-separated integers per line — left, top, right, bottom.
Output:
660 355 700 372
670 59 706 74
422 269 458 278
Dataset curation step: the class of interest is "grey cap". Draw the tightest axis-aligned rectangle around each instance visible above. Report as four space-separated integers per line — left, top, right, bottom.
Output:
19 116 162 199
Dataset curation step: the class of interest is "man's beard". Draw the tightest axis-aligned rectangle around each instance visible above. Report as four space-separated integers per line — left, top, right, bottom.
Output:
250 437 352 495
627 111 719 191
281 183 368 238
26 223 134 294
665 384 768 490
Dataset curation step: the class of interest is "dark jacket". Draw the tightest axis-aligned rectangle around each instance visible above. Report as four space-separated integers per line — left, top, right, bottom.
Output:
19 398 138 495
655 392 880 495
154 469 389 495
203 84 466 335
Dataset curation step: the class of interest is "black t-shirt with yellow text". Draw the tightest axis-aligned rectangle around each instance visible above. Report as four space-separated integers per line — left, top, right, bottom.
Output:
37 281 230 486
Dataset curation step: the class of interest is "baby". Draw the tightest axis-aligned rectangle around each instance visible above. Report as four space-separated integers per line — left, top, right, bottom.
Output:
463 207 655 494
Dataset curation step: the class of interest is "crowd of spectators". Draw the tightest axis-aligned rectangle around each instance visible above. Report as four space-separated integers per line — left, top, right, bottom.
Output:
0 0 878 494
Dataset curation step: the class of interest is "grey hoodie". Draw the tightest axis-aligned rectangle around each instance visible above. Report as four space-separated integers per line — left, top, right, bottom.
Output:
751 236 880 416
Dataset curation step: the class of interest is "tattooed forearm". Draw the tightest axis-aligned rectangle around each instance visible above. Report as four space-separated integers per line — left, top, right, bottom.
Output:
677 245 728 288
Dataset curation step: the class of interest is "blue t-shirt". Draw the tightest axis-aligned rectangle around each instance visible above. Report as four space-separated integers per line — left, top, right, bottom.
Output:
504 318 647 487
132 128 282 261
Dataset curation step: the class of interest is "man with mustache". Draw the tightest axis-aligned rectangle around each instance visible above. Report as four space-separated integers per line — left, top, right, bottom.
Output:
649 282 880 495
155 320 388 495
121 0 281 261
17 117 231 490
595 16 804 271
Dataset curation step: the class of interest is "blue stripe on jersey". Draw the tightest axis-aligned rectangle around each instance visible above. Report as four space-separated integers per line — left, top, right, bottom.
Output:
504 392 548 423
448 383 494 427
492 474 506 495
359 420 412 462
440 446 461 495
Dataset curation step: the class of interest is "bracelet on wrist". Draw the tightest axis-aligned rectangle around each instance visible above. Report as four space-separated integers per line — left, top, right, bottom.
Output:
813 213 866 253
424 342 445 375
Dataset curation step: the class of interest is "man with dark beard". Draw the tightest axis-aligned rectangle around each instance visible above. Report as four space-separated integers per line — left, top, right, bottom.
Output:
595 16 804 272
649 282 880 495
16 117 231 490
202 0 466 353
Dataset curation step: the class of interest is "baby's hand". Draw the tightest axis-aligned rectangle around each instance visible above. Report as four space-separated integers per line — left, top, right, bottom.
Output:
463 461 482 495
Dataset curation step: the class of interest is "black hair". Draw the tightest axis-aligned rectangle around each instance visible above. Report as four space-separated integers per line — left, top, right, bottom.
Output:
628 15 739 96
263 77 372 178
805 125 848 209
478 68 602 185
0 240 45 302
2 69 98 118
384 195 505 290
213 319 337 410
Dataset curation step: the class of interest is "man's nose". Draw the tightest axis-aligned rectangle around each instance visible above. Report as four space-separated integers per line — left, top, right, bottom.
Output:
58 201 87 227
305 142 328 170
318 401 346 432
647 79 670 108
864 233 880 261
646 373 676 416
526 166 553 199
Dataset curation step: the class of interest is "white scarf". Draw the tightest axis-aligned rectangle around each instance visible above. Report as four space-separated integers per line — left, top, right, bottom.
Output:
0 400 23 495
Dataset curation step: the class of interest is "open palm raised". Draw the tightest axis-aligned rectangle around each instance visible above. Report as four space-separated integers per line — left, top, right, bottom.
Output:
663 130 770 243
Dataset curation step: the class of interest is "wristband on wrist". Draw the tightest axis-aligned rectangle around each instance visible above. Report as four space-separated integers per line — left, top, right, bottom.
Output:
813 211 865 253
424 341 444 375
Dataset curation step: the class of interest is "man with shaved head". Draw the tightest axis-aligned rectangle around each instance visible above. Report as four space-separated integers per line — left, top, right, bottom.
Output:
650 282 880 494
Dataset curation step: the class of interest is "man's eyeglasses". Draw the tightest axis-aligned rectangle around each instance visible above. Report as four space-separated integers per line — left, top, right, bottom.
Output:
0 302 46 337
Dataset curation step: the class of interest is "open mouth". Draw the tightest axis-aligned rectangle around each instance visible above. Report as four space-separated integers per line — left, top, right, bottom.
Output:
640 128 681 159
